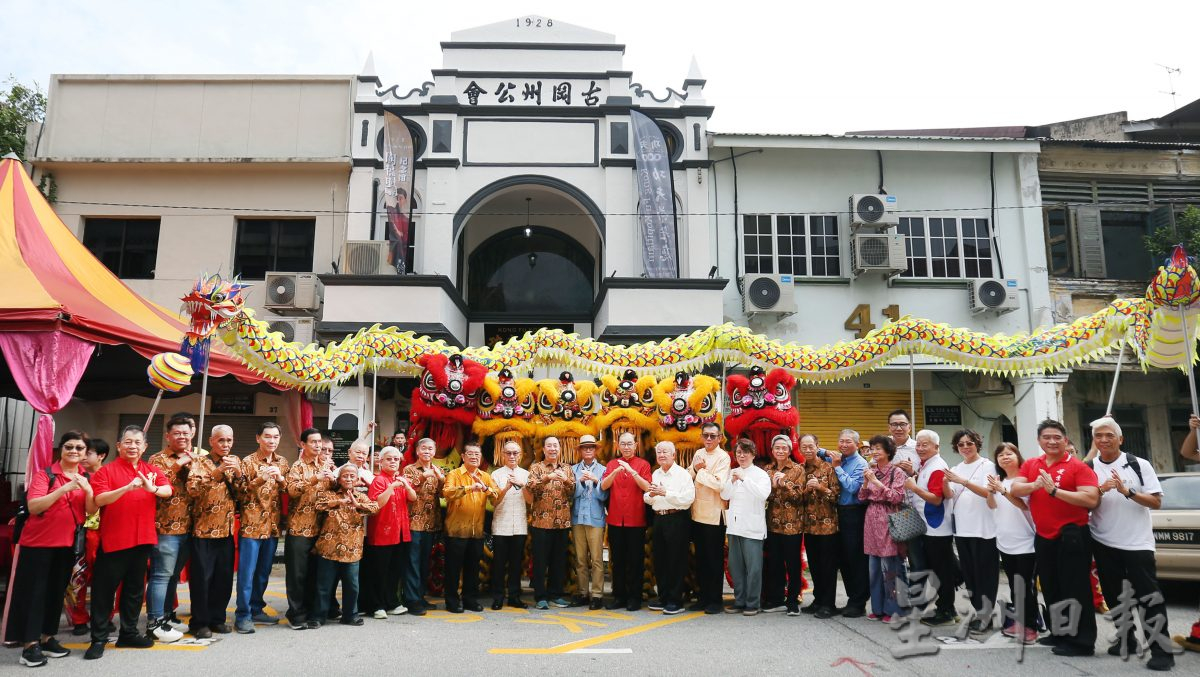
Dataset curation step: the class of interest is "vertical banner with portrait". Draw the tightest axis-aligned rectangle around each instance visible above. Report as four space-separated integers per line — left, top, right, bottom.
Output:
631 110 679 278
382 112 415 274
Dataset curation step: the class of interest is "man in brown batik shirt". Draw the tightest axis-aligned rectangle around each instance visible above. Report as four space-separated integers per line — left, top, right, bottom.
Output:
233 422 290 633
145 415 195 641
283 428 333 629
526 436 575 609
402 438 444 615
185 424 241 637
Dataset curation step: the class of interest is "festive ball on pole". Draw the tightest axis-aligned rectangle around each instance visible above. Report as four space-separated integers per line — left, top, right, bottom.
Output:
148 352 194 392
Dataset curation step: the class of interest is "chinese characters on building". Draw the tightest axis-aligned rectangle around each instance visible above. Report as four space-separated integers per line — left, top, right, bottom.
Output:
462 80 602 107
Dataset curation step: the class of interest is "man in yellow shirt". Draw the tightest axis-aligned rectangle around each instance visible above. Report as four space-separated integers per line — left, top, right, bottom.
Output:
440 444 498 613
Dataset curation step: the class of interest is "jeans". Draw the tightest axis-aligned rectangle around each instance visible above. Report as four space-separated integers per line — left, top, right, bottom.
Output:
728 534 764 610
188 536 235 629
405 530 437 606
284 535 317 623
314 558 360 622
869 554 903 617
236 536 277 624
146 533 188 620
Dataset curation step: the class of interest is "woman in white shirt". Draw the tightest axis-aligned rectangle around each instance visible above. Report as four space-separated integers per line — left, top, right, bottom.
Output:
942 429 998 632
985 442 1039 643
720 439 772 616
488 441 530 610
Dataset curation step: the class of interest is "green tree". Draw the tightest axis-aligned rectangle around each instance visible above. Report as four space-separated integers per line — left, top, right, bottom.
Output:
1144 205 1200 262
0 76 47 161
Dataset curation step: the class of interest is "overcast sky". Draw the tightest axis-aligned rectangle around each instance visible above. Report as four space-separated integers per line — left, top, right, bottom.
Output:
5 1 1199 135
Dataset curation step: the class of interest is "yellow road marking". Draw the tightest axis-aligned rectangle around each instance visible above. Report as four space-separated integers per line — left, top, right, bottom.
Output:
490 611 702 654
517 615 608 634
422 610 483 623
559 610 631 621
62 642 208 652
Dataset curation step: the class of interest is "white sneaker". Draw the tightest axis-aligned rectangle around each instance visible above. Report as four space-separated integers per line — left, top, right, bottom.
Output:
372 610 388 620
388 605 408 615
150 620 184 643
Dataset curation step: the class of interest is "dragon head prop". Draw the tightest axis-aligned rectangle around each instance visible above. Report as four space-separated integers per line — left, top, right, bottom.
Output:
652 371 722 464
534 371 599 463
1147 245 1200 308
407 353 487 462
180 273 249 371
473 368 537 465
724 366 800 461
592 369 659 461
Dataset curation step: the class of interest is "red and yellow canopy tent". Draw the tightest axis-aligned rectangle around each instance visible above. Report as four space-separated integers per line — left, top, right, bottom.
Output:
0 154 267 480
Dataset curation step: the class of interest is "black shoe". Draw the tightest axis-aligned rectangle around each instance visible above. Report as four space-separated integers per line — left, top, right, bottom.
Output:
1107 643 1125 657
190 626 213 639
839 606 865 619
663 604 683 615
648 599 664 611
1147 654 1175 671
72 623 89 636
408 607 427 617
340 617 365 626
492 600 505 611
209 623 233 634
571 596 590 608
687 602 707 612
1037 635 1062 647
590 599 604 611
802 604 819 615
326 611 342 621
626 600 642 612
605 599 625 610
704 604 722 615
447 601 464 614
305 620 322 629
116 634 154 649
464 601 484 613
815 607 835 619
20 644 47 667
421 598 436 610
1051 644 1094 657
83 642 105 661
39 637 70 658
507 599 528 610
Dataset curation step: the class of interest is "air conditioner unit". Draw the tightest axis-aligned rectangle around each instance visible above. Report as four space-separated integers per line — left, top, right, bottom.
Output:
849 194 899 229
970 278 1019 314
964 372 1008 395
342 240 392 275
741 274 797 315
263 272 323 315
851 233 907 276
265 316 316 346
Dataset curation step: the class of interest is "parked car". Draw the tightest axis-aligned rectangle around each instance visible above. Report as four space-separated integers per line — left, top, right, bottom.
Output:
1152 472 1200 581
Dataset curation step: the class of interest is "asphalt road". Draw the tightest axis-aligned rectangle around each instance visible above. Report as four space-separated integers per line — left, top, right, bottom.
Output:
7 566 1199 675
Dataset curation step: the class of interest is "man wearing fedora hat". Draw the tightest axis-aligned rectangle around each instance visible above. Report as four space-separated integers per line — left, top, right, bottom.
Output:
571 434 608 609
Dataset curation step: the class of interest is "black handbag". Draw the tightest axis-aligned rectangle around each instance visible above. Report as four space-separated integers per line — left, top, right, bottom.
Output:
72 523 87 558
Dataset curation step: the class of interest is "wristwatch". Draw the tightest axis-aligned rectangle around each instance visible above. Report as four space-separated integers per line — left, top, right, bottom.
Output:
1125 487 1137 499
1048 487 1058 498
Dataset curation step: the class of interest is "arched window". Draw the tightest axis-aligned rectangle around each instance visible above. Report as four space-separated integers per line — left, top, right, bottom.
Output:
467 227 594 316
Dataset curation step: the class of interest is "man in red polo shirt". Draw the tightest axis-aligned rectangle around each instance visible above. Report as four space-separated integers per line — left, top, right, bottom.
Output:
1011 419 1100 658
600 432 652 611
84 425 171 660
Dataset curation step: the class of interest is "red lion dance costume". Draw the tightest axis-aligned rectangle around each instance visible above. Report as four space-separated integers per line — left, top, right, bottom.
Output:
406 353 487 465
724 366 802 463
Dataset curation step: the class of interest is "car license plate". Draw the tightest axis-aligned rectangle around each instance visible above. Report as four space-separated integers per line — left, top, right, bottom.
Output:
1154 529 1199 544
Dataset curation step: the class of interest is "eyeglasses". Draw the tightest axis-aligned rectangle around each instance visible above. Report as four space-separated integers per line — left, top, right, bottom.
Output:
701 433 719 439
62 444 87 451
888 422 909 428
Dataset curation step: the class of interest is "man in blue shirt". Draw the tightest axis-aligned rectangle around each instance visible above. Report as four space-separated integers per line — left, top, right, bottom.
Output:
571 435 609 610
830 428 868 618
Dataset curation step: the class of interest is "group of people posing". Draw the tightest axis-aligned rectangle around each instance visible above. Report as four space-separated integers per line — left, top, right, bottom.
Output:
3 408 1187 671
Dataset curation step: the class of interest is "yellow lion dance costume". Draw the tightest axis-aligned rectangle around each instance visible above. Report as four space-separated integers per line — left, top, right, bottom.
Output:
534 371 599 464
473 367 538 467
652 371 723 466
593 369 658 463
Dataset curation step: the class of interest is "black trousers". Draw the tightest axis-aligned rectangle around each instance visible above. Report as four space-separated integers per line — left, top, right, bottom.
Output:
1000 550 1039 628
652 512 690 606
165 536 189 616
608 526 646 603
1092 540 1171 657
5 545 74 643
530 527 569 601
360 542 408 613
443 536 484 605
762 532 803 608
1035 525 1096 651
91 543 152 643
837 505 870 609
915 534 957 616
691 521 727 606
956 536 999 614
491 534 526 601
284 535 317 623
188 536 234 628
806 533 839 610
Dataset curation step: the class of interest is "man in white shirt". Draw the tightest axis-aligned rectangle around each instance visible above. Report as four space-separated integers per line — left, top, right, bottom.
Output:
488 441 530 610
688 422 731 614
721 439 771 615
1088 416 1175 671
903 429 956 626
888 409 920 474
644 441 695 615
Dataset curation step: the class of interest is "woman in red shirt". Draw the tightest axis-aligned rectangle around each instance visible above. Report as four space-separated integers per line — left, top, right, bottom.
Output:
7 432 95 668
361 447 416 619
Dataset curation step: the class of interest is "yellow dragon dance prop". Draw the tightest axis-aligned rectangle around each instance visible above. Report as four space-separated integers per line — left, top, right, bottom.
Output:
210 246 1200 390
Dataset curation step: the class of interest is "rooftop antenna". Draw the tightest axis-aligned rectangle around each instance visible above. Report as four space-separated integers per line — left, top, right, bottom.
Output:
1157 63 1181 109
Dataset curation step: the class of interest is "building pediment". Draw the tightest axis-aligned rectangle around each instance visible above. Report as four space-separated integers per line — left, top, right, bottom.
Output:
448 15 618 46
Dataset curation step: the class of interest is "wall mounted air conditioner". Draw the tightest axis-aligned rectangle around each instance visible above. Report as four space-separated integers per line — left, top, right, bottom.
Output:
849 194 899 230
741 274 797 315
263 272 323 315
265 316 316 346
851 233 907 276
970 278 1019 315
964 372 1008 395
342 240 392 275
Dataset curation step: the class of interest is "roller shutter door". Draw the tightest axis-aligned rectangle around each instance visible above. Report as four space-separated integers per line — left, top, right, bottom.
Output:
794 388 924 448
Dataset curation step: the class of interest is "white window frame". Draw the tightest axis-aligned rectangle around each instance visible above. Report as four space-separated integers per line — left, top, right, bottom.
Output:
741 213 842 278
897 215 995 279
